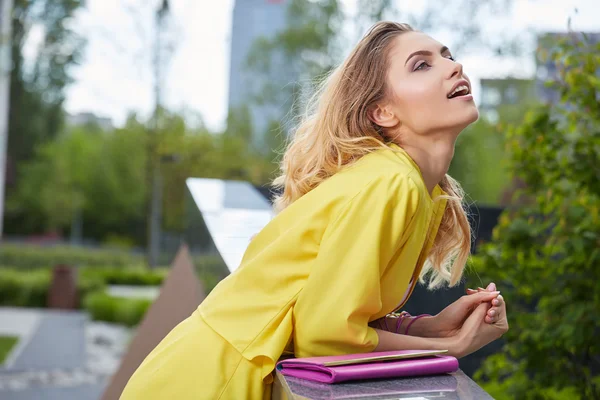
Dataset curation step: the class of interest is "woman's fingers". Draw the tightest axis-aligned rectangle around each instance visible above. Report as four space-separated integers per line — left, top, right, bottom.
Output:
487 307 500 321
486 295 506 324
469 283 497 294
492 295 504 307
465 287 506 324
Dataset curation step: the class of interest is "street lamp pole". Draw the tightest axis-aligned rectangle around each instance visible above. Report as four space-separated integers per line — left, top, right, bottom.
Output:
147 0 170 268
0 0 13 240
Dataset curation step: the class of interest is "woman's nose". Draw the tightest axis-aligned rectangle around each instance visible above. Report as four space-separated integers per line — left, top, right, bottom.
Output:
447 59 464 79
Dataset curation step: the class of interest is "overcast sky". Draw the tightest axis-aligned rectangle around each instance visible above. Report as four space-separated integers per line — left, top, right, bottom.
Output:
52 0 600 131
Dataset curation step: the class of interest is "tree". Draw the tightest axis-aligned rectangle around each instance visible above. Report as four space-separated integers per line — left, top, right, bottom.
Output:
470 35 600 399
449 118 510 205
8 118 148 241
8 125 99 233
5 0 85 234
158 110 276 232
7 0 85 166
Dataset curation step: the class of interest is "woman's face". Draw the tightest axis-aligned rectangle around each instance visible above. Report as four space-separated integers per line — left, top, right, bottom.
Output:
383 31 479 136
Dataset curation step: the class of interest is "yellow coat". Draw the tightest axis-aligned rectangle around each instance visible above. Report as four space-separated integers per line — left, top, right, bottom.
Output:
121 144 447 399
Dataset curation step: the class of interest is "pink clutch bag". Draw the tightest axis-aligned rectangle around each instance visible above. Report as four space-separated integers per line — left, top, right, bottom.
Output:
276 350 459 384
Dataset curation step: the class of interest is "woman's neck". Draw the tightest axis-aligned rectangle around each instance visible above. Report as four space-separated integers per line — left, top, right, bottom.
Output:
396 135 456 195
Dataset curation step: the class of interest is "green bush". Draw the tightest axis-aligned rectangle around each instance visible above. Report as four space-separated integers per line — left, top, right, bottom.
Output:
0 267 106 308
80 267 168 286
82 291 152 327
0 244 144 269
0 268 49 307
471 36 600 398
0 267 153 326
0 249 226 325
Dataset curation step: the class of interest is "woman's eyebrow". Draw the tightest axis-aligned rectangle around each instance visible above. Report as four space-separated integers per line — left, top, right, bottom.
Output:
404 46 450 66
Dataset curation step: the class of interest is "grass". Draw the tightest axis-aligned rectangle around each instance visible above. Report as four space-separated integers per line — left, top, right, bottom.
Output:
0 336 19 364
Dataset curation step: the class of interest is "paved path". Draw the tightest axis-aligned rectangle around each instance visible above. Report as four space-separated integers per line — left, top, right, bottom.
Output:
1 382 106 400
10 310 87 371
0 308 130 400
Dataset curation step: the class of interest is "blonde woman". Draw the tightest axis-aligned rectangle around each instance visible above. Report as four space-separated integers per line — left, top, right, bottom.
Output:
121 21 508 399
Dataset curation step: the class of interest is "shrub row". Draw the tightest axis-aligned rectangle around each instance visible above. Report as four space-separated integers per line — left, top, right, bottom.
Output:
0 244 144 269
0 260 225 326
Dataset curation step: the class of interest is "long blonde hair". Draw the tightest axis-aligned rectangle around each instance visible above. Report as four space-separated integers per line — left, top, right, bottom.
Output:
272 22 471 289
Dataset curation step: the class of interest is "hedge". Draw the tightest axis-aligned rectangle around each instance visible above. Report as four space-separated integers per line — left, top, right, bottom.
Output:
0 259 225 326
80 267 168 286
0 244 228 326
0 268 105 308
0 244 227 287
0 244 144 269
83 292 152 327
0 269 52 308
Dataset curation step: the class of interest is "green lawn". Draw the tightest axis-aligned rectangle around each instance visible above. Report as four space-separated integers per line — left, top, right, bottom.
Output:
0 336 19 364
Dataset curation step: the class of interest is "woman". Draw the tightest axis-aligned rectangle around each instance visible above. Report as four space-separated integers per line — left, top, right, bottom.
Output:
121 21 508 399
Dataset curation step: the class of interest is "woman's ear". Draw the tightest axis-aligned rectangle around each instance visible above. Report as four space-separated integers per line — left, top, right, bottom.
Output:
368 104 399 128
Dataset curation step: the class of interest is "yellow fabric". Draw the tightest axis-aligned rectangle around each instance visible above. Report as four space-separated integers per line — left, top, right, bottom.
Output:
121 311 272 400
121 144 447 399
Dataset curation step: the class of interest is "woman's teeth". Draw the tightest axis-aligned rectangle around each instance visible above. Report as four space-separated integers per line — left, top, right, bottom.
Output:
448 85 469 98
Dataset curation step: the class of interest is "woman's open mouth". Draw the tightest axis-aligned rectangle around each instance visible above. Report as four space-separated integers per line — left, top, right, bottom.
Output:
447 85 470 98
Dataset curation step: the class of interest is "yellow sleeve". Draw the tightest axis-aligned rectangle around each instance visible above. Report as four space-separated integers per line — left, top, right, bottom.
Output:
293 173 421 357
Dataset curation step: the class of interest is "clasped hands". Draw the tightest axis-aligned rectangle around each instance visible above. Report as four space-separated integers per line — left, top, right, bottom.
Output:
379 282 508 358
433 282 509 357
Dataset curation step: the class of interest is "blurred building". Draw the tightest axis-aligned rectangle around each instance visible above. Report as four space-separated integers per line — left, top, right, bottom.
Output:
227 0 297 147
479 78 536 124
66 112 114 131
535 31 600 104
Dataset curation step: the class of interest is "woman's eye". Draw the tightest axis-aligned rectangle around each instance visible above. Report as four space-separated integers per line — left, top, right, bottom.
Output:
414 61 430 71
446 55 456 62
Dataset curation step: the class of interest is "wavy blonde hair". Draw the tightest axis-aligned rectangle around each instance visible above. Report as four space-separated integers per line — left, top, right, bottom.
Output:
272 22 471 289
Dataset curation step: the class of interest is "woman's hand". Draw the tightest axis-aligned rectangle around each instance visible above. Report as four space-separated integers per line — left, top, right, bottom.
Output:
466 283 505 324
454 290 509 358
431 284 501 337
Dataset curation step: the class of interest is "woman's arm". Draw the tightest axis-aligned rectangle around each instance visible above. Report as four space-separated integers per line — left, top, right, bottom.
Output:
399 315 439 338
373 328 463 357
375 314 439 338
377 290 505 338
374 291 509 358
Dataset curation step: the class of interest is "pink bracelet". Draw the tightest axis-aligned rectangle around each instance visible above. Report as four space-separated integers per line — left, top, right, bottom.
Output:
380 312 411 333
395 312 411 334
404 314 432 335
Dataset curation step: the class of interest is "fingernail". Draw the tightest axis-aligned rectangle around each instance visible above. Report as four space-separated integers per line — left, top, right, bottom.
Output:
489 310 496 316
487 282 496 291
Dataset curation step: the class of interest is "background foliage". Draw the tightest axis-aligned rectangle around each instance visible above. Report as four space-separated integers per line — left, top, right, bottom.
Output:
470 36 600 399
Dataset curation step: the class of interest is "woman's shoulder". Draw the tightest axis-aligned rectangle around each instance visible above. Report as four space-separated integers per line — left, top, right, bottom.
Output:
297 148 425 212
275 146 429 222
327 146 425 194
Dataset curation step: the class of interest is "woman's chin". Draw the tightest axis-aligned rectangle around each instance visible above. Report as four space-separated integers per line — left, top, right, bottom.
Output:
467 108 480 125
459 107 480 129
